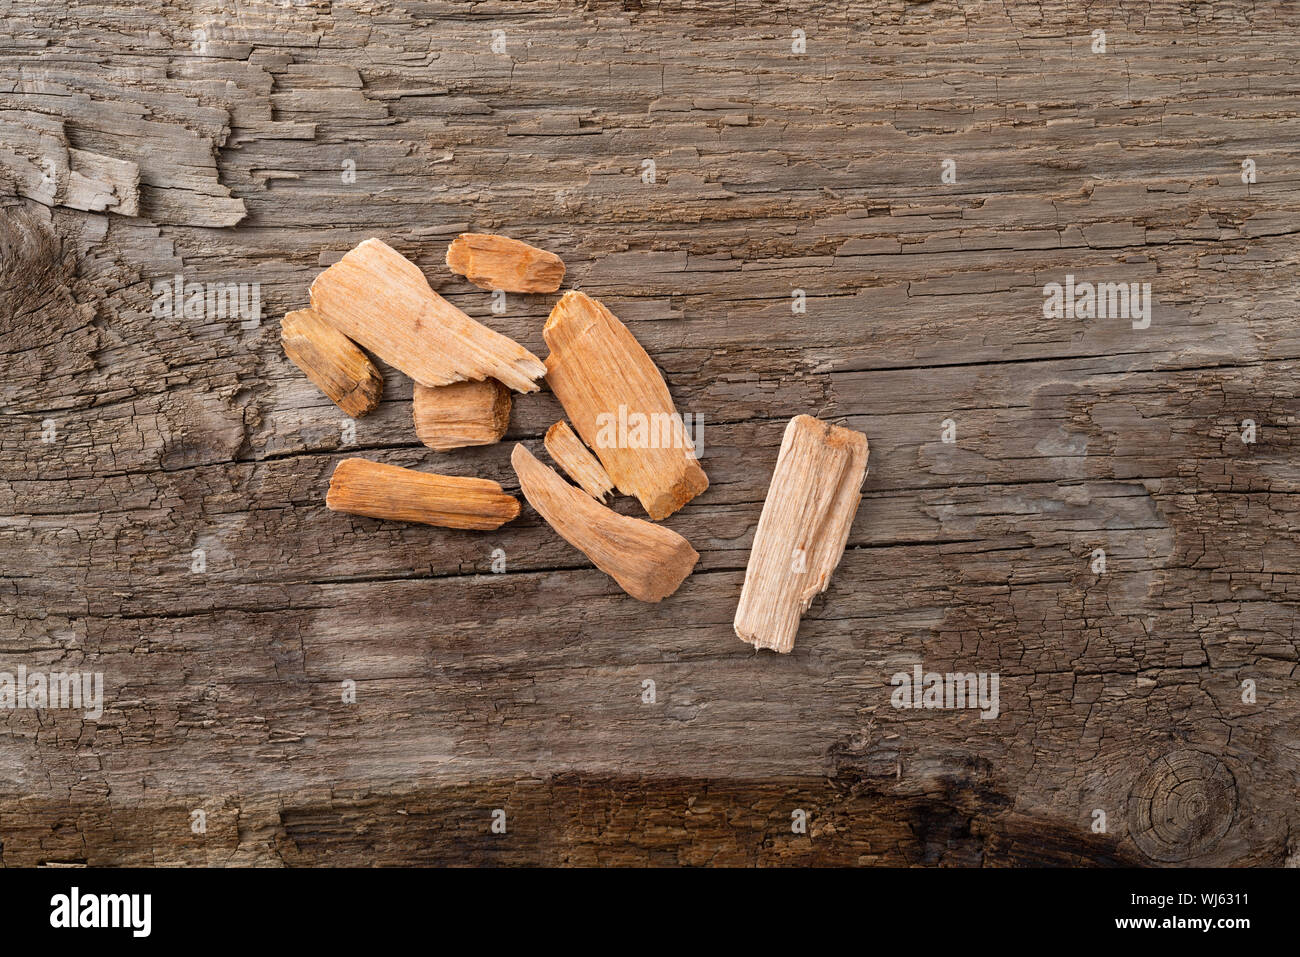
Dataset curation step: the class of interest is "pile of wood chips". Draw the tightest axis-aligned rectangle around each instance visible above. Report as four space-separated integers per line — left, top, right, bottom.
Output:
282 234 869 653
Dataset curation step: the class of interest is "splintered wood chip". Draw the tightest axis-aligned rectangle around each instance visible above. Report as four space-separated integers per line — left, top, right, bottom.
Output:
544 420 614 502
734 415 869 653
543 291 708 521
446 233 566 293
511 444 698 602
414 379 512 451
280 307 383 418
326 457 519 531
310 238 546 392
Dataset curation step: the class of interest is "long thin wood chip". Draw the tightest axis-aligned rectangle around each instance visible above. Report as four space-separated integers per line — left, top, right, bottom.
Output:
734 415 869 654
544 420 614 502
280 307 384 418
511 444 698 602
310 238 546 392
446 233 566 293
326 458 519 530
413 379 511 451
542 291 707 520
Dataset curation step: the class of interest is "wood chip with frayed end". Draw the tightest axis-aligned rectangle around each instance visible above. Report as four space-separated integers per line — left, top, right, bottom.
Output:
511 444 698 602
309 238 546 392
446 233 566 293
413 379 511 451
734 415 869 654
326 458 519 531
542 290 708 520
544 420 614 502
280 307 384 418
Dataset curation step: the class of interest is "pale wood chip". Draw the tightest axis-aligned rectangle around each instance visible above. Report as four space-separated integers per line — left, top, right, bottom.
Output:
542 290 707 520
511 444 698 602
309 238 545 392
544 420 614 502
413 379 511 451
446 233 566 293
281 307 384 418
326 458 519 531
734 415 869 653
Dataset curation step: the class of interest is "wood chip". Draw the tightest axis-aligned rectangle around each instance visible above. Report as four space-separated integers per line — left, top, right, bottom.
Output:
542 291 708 520
511 444 698 602
413 379 512 451
734 415 869 654
326 458 519 530
544 420 614 502
280 307 384 418
446 233 566 293
309 238 546 392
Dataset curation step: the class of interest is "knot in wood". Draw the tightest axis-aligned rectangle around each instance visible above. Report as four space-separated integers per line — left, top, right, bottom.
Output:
1128 749 1237 862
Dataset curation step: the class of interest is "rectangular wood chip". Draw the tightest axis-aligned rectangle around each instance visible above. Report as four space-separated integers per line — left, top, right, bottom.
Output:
734 415 869 653
326 457 520 531
414 379 511 451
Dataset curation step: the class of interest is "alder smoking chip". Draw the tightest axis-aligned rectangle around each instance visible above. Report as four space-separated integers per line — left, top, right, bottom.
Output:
309 238 546 393
446 233 566 294
542 290 708 521
280 307 383 418
511 444 698 602
734 415 869 654
544 420 614 502
414 379 512 452
326 457 520 531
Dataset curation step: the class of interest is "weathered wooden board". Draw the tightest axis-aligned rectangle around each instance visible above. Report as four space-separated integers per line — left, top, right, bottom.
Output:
1 0 1298 866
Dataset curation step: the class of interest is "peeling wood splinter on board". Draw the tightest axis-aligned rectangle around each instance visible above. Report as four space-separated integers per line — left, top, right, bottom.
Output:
326 457 520 531
543 290 708 521
511 444 698 602
280 307 384 418
446 233 566 293
734 415 869 654
309 238 546 393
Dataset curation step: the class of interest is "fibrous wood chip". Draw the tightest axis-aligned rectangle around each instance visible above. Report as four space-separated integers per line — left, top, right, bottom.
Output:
542 290 708 521
309 238 546 392
734 415 869 654
326 458 519 531
280 307 384 418
544 420 614 502
511 444 698 602
413 379 512 451
446 233 566 293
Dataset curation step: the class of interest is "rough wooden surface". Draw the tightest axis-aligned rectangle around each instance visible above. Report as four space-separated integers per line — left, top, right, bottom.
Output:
1 0 1298 867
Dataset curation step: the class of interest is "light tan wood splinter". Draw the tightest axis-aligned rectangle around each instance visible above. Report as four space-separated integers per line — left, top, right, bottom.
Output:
734 415 869 654
414 379 511 451
326 458 519 531
544 420 614 502
310 238 546 392
446 233 566 293
280 307 383 417
543 291 708 521
511 444 698 602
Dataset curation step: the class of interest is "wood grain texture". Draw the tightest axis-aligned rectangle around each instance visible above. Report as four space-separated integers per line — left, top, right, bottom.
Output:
281 308 384 418
2 0 1299 867
413 379 511 451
